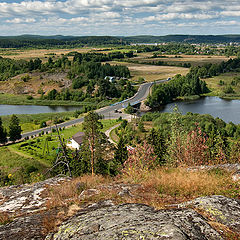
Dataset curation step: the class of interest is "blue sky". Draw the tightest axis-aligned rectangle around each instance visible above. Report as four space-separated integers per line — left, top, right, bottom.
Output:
0 0 240 36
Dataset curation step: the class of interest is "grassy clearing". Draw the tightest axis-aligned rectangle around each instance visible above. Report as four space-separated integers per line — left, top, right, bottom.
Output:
204 72 240 98
110 128 119 143
0 146 48 185
1 111 77 133
108 61 189 82
134 53 233 67
9 119 119 164
0 71 70 96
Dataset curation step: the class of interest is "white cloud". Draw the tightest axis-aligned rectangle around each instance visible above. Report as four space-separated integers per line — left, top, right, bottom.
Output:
6 18 36 24
1 0 240 35
222 11 240 16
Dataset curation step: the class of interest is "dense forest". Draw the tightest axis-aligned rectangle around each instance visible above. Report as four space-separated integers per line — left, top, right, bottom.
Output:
2 34 240 48
125 34 240 44
147 74 208 108
0 35 125 48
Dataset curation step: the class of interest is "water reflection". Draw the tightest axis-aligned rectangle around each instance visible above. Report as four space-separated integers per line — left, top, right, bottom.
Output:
159 96 240 124
0 105 83 116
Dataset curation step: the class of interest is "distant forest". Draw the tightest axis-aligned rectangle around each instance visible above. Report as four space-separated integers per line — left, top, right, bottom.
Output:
2 35 240 48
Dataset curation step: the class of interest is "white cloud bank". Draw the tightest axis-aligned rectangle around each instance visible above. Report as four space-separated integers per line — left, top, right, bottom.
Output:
0 0 240 35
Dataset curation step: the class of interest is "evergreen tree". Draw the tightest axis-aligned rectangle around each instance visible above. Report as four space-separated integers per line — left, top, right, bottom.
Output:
9 115 22 142
114 136 128 165
82 111 103 175
147 128 166 165
0 117 7 144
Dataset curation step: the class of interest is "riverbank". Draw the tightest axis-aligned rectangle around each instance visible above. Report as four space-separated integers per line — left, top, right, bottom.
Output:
1 111 77 133
0 93 115 107
203 71 240 100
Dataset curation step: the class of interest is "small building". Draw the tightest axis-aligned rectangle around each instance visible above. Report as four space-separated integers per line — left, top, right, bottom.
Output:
105 76 116 83
67 132 85 150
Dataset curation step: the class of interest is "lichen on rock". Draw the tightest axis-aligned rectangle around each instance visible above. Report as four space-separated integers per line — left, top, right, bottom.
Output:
47 203 223 240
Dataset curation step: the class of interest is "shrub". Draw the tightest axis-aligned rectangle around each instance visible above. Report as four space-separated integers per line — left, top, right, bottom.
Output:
27 95 34 100
40 121 47 128
122 141 156 182
223 85 235 94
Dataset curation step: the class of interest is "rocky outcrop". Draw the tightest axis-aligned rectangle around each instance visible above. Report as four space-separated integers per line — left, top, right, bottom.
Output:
179 195 240 232
0 177 70 240
47 203 224 240
0 178 239 240
140 100 151 112
0 177 69 215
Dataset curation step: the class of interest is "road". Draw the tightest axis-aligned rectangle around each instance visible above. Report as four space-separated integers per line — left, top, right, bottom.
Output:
21 80 167 139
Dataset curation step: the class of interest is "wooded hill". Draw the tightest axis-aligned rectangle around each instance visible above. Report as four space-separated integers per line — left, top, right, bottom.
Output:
2 34 240 48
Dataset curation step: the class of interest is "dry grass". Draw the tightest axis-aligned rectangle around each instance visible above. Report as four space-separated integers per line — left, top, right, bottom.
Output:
0 212 12 225
0 48 95 61
45 174 111 210
42 168 239 237
204 72 240 96
0 71 70 96
209 222 240 240
120 167 239 208
45 167 239 212
41 213 59 235
108 61 189 82
134 54 234 67
195 209 240 240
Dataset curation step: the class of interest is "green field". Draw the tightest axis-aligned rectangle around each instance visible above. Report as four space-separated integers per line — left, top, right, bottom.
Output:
0 146 48 185
204 72 240 98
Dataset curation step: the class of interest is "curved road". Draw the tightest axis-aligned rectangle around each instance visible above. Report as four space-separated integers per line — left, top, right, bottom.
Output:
21 80 167 139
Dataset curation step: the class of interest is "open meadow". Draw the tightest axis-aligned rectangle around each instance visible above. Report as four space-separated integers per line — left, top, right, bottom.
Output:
108 61 189 82
204 72 240 98
132 53 234 67
0 47 95 61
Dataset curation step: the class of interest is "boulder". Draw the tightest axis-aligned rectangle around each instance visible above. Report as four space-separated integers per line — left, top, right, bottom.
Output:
47 203 223 240
0 177 70 214
179 195 240 232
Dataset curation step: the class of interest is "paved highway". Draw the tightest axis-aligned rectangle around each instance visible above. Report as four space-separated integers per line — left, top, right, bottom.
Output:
21 79 167 139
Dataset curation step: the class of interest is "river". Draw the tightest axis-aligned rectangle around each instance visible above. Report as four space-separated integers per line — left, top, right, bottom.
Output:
159 96 240 124
0 104 82 116
1 96 240 124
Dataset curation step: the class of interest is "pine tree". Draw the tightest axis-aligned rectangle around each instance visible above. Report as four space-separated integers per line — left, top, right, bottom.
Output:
0 117 7 144
82 111 103 175
9 115 22 142
147 128 166 165
114 136 128 165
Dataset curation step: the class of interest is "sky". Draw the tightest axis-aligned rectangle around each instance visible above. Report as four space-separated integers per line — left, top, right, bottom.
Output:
1 0 240 36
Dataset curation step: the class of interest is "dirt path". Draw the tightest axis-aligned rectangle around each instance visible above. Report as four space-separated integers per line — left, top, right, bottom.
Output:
104 124 120 145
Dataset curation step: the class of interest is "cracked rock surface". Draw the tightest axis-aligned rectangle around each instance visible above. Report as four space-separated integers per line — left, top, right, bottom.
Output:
180 195 240 232
47 203 223 240
0 177 69 214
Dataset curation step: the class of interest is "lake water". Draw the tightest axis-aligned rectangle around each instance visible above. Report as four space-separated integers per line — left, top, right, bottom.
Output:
159 96 240 124
0 105 83 116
